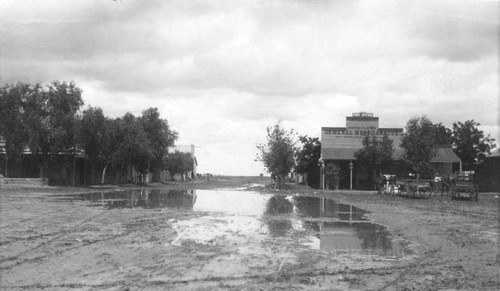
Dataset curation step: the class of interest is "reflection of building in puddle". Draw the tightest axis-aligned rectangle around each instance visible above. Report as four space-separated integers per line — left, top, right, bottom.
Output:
294 196 368 221
294 197 405 256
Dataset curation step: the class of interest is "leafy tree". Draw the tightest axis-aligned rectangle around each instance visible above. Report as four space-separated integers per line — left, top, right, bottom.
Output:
355 134 394 181
0 83 33 176
113 113 153 182
451 120 496 170
164 151 193 180
256 123 296 189
16 84 50 178
79 106 113 184
295 135 321 188
401 116 444 177
98 117 122 184
432 122 452 146
139 108 178 182
45 81 84 185
79 107 106 162
45 81 83 155
1 81 182 185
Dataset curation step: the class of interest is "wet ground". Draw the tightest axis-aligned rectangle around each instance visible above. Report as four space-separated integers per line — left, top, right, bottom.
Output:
49 189 413 257
1 177 498 290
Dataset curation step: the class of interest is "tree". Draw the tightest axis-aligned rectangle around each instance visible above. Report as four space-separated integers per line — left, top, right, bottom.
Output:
355 134 394 181
21 84 51 178
401 116 444 177
113 113 153 182
79 106 112 184
139 108 178 182
295 135 321 188
0 83 34 177
164 151 193 180
79 107 105 162
45 81 84 155
44 81 84 185
451 120 496 170
97 117 122 184
256 123 296 189
432 122 452 146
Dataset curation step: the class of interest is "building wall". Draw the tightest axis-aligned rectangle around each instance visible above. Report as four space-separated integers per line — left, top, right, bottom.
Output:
321 113 404 190
475 157 500 192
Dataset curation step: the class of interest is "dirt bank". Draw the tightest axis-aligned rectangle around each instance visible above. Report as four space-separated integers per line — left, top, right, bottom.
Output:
0 177 498 290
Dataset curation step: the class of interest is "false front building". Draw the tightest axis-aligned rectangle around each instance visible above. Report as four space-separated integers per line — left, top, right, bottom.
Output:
320 112 461 190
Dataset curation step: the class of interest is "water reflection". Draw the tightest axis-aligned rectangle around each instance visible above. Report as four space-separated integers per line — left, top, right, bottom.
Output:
265 195 293 237
55 189 197 209
52 189 409 255
292 197 404 255
293 196 368 221
265 195 293 215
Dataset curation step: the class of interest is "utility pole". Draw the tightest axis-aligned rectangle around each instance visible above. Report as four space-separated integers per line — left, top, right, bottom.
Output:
349 160 353 190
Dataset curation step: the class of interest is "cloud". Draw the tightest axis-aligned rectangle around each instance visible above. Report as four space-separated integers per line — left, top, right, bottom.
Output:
397 0 499 62
0 0 498 175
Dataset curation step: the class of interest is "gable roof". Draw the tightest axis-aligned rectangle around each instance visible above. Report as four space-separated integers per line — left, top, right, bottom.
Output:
431 147 461 163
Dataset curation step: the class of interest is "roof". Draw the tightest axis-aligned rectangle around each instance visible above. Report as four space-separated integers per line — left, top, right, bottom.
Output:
321 147 458 162
431 147 461 163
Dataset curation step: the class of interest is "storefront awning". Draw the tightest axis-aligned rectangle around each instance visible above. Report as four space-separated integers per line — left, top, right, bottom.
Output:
321 148 359 160
321 146 460 163
322 147 405 160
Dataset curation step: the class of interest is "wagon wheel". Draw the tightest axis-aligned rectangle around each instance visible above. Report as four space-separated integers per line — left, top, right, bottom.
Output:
416 187 427 199
397 185 404 197
416 188 423 198
421 187 432 199
408 185 416 198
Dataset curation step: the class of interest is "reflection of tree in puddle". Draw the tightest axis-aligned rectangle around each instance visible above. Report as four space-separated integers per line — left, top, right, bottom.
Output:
352 222 392 252
265 195 293 215
264 195 293 237
77 189 197 209
146 189 197 209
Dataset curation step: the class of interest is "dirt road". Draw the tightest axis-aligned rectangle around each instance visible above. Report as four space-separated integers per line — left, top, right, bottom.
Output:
0 177 498 290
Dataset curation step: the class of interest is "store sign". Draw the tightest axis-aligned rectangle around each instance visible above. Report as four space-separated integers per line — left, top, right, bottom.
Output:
323 128 402 136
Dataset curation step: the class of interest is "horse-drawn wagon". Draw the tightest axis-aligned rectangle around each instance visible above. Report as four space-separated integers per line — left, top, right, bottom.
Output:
377 174 433 199
450 172 478 201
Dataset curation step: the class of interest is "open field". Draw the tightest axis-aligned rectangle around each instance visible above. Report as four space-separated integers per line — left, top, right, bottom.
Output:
0 177 498 290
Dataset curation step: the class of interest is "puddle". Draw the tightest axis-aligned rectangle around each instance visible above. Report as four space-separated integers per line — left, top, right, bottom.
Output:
52 189 412 256
51 189 197 209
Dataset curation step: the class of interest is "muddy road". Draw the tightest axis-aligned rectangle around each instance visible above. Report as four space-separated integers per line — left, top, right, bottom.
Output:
0 177 498 290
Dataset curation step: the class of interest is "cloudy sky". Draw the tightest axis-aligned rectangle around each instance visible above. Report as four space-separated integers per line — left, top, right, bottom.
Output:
1 0 498 175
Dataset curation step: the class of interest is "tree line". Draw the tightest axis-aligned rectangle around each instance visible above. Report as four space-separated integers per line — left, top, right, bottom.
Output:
258 116 496 189
0 81 193 184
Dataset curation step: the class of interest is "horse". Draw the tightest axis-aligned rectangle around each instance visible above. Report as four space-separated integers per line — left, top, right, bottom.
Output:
436 173 456 196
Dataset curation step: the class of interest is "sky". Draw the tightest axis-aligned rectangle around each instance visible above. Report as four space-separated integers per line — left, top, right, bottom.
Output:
1 0 498 176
